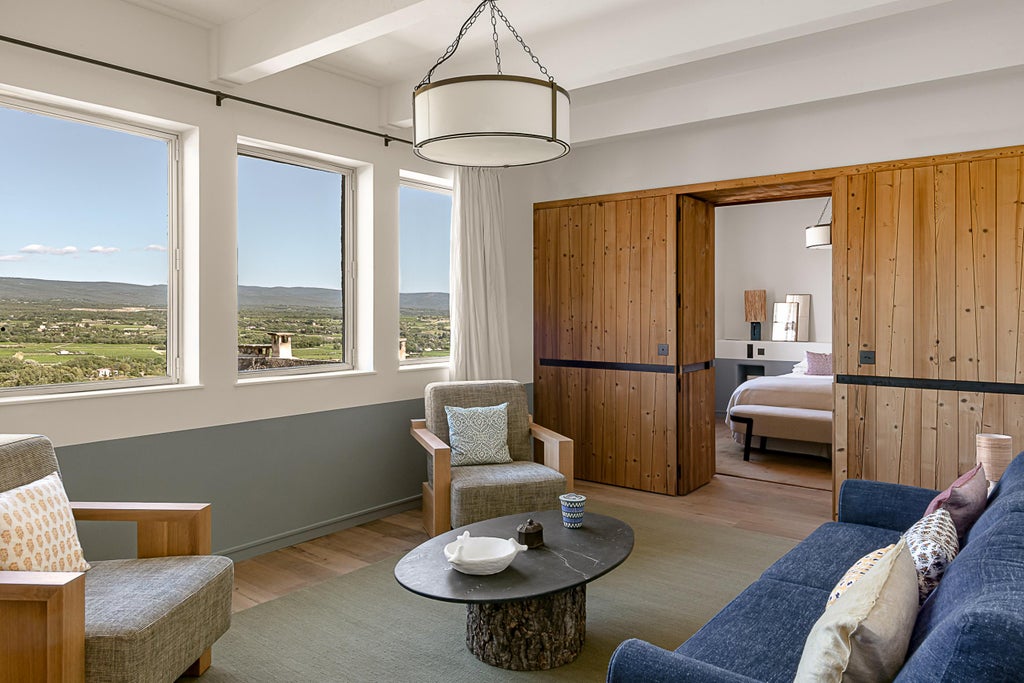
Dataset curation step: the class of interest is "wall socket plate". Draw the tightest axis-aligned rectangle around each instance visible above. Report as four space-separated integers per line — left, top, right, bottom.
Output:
859 350 876 365
657 343 669 356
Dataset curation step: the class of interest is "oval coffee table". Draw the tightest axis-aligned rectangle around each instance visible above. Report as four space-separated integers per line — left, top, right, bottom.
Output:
394 509 633 670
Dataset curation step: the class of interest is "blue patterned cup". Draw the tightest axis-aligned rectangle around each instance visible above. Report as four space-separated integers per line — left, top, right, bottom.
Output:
559 493 586 528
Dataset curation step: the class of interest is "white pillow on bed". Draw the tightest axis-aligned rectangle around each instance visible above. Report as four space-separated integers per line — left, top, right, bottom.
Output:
792 359 808 375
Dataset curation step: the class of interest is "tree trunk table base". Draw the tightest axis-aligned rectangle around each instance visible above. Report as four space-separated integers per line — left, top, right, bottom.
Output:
466 585 586 670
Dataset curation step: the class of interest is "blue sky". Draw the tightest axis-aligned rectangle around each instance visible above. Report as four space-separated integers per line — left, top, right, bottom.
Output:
399 184 451 294
0 104 169 285
0 102 452 292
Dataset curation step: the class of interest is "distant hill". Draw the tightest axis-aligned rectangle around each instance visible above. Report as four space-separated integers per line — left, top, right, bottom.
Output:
0 277 449 313
0 277 167 307
400 292 449 314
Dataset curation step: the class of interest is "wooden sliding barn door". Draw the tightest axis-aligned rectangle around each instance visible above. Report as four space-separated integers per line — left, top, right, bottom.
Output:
677 196 716 494
534 196 678 494
833 155 1024 493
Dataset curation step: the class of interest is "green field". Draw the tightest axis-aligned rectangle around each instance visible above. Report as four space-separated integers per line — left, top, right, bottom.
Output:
0 343 164 363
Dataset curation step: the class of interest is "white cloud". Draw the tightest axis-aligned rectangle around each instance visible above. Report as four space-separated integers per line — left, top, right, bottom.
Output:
145 244 168 252
0 254 25 262
89 245 120 254
20 244 79 255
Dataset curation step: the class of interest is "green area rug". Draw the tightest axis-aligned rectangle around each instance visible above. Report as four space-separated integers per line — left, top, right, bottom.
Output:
190 502 798 682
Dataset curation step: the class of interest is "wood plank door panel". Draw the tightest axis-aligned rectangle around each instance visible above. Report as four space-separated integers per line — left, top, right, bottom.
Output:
534 196 678 494
833 154 1024 494
677 196 716 494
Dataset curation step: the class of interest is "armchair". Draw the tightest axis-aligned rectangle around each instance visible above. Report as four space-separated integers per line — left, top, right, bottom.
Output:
0 434 232 682
411 380 574 536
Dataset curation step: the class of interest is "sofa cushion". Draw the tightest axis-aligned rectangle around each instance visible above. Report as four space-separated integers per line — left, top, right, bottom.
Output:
905 509 959 604
760 522 901 592
795 539 918 682
0 471 90 572
449 461 565 528
85 555 233 683
900 508 1024 680
445 403 513 466
924 463 987 542
676 578 831 682
827 543 896 607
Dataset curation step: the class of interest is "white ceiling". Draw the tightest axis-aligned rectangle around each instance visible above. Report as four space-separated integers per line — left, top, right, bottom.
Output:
117 0 1021 143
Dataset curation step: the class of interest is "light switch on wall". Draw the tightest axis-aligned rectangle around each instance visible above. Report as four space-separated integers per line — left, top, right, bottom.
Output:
657 343 669 356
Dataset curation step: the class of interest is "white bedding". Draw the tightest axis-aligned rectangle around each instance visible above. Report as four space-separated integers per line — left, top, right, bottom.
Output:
725 372 833 458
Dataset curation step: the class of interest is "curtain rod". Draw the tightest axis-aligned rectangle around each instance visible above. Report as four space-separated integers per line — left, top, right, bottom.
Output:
0 34 413 147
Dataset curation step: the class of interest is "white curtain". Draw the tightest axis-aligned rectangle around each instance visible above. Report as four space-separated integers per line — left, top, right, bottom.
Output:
449 167 512 380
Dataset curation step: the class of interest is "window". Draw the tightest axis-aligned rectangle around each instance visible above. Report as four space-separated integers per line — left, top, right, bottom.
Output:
0 98 179 393
237 146 353 376
399 176 452 365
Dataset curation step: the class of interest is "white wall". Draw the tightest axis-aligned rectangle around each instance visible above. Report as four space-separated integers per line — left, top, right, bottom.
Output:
502 66 1024 380
715 199 832 342
0 0 456 446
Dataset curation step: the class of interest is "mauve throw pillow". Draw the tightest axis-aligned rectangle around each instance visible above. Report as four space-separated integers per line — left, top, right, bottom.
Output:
805 351 833 376
924 463 988 542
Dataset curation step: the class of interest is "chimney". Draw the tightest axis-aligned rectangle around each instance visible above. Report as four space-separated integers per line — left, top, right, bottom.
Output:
270 332 293 359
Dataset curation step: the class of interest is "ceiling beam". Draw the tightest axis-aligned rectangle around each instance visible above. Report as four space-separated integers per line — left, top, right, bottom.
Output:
212 0 447 85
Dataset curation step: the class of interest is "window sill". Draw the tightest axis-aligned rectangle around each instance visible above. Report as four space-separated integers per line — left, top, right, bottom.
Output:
0 382 202 406
236 368 377 386
399 361 450 372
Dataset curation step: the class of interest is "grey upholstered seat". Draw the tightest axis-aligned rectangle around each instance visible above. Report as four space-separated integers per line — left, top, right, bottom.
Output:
85 556 232 682
0 434 232 682
449 460 566 528
416 380 572 532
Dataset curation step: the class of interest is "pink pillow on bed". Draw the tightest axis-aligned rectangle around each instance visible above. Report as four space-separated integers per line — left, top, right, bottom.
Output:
806 351 832 376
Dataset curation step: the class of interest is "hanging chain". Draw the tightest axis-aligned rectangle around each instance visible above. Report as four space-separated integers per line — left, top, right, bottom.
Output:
816 197 832 225
417 0 489 88
492 2 553 82
416 0 556 89
490 3 502 75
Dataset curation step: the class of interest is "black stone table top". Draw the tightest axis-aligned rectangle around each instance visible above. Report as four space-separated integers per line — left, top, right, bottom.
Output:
394 510 634 604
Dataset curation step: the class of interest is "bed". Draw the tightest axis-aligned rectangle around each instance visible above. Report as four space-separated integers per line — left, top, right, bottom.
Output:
724 371 833 460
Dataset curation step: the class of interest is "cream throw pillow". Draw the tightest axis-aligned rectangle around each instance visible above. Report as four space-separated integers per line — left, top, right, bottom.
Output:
795 538 917 682
0 472 90 572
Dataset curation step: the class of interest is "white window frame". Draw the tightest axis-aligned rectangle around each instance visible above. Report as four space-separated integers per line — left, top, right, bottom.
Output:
236 144 355 377
0 95 182 397
399 173 453 367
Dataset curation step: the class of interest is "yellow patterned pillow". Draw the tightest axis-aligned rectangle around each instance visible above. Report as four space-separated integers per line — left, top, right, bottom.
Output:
827 543 896 607
0 472 90 572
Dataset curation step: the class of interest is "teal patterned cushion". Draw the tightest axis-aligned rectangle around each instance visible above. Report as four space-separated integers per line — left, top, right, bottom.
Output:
445 403 512 467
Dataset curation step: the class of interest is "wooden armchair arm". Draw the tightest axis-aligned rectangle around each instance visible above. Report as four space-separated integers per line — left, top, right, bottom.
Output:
411 419 451 537
71 502 211 558
0 571 85 681
530 422 574 492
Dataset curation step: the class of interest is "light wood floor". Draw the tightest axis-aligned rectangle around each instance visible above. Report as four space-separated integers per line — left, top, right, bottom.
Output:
231 473 832 613
715 417 833 491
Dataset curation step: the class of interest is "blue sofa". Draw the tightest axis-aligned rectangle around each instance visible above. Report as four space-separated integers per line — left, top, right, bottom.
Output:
608 453 1024 682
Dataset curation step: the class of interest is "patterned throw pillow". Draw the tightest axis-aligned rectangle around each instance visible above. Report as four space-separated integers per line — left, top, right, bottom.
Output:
904 508 959 604
445 403 513 467
805 351 833 375
827 543 896 607
796 538 918 682
0 472 90 572
925 463 988 542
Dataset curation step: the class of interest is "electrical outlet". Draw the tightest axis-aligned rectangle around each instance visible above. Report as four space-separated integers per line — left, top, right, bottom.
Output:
756 348 765 356
859 350 876 365
657 343 669 356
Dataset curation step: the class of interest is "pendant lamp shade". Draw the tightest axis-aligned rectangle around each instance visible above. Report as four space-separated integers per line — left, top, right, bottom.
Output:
413 0 570 168
414 75 570 167
805 223 832 249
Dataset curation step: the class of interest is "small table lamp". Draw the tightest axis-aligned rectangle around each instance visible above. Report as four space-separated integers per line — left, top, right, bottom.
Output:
744 290 767 341
976 433 1013 491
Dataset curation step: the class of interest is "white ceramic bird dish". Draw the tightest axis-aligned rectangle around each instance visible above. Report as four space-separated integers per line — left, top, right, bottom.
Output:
443 531 528 575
